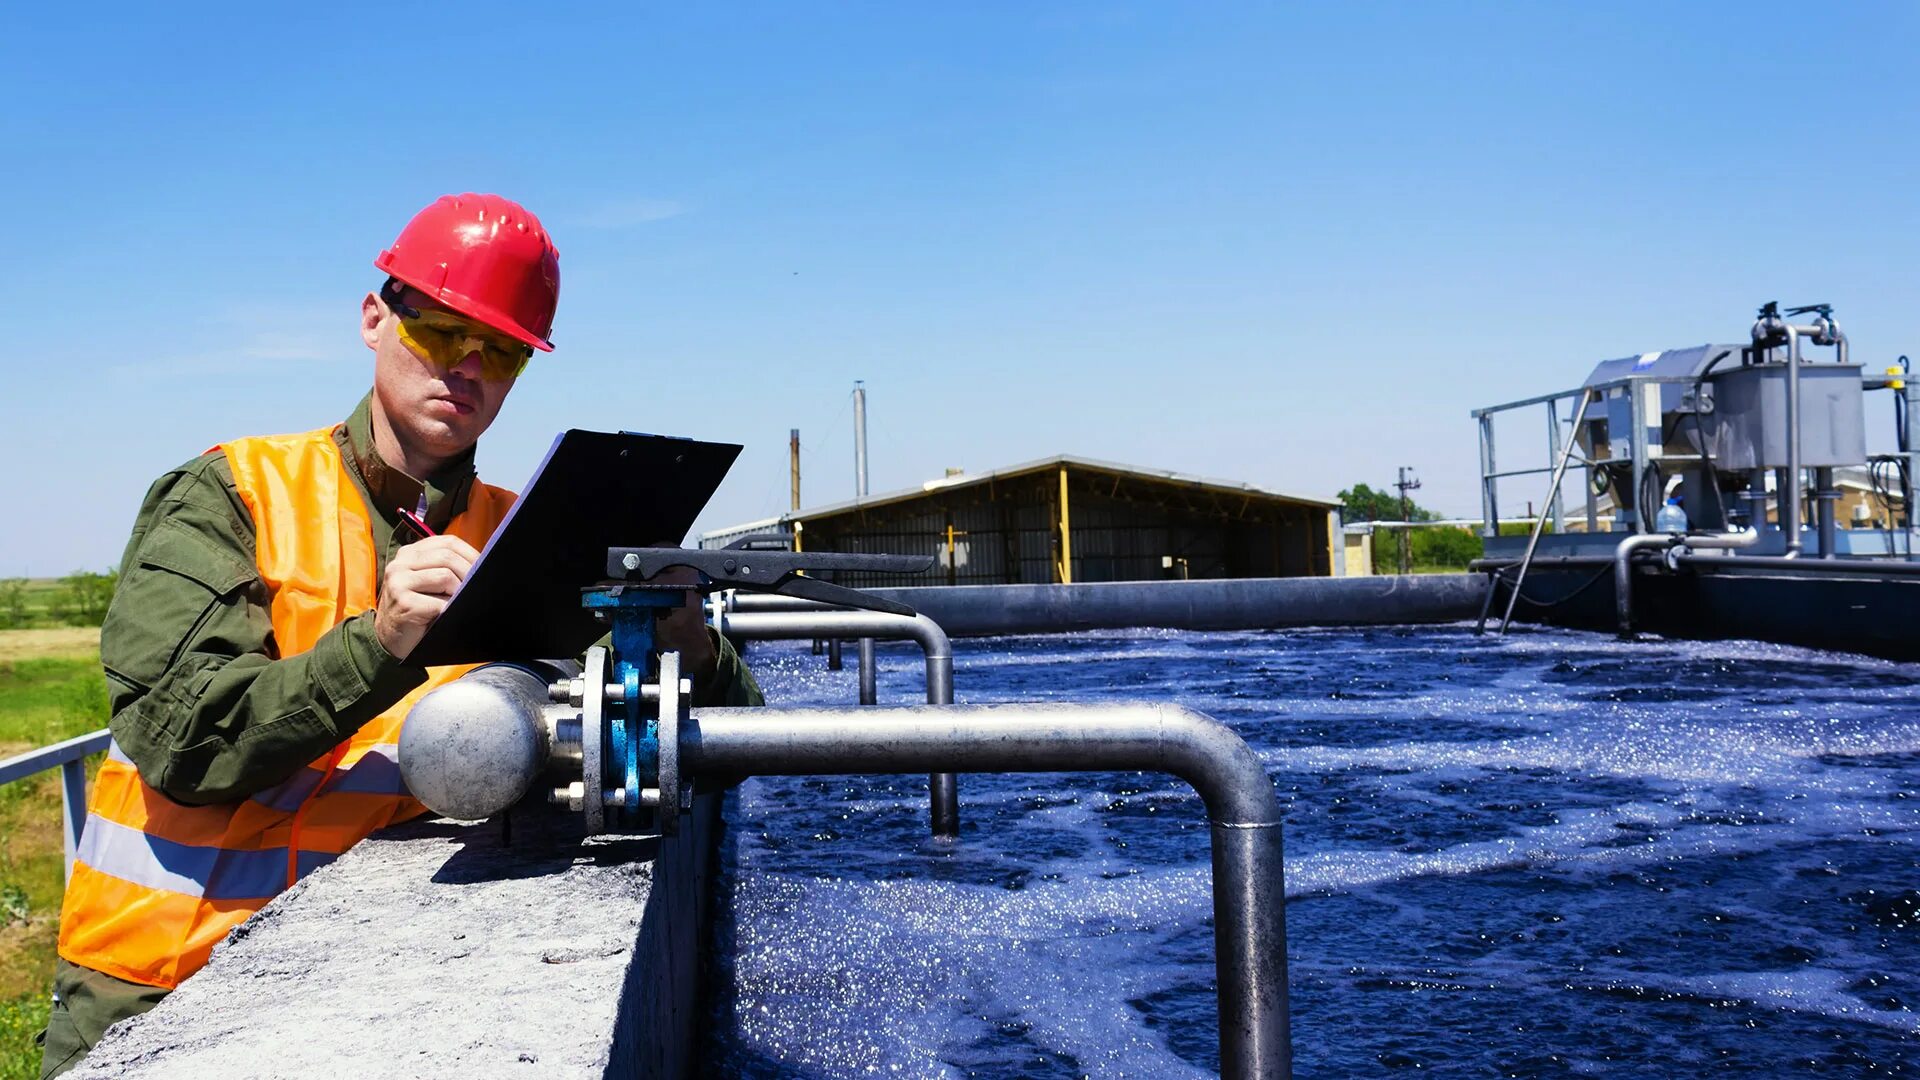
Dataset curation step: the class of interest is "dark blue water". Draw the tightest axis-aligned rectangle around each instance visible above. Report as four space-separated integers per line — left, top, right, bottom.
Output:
705 625 1920 1076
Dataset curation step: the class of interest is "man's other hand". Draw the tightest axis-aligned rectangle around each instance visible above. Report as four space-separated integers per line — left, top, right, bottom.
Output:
375 535 480 661
650 561 718 681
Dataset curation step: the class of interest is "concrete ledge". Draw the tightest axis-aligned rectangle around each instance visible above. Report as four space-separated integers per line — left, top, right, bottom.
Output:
72 794 721 1080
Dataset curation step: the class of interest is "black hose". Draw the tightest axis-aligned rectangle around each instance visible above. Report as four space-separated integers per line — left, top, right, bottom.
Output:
1485 563 1614 610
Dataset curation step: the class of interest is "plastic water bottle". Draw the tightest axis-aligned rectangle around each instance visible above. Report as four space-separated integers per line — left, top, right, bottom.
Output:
1655 496 1689 534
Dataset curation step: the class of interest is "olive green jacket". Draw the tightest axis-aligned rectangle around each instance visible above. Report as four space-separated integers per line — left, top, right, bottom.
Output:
102 396 762 806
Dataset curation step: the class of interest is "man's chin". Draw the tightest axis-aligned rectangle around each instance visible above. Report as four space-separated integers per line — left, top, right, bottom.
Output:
407 418 481 460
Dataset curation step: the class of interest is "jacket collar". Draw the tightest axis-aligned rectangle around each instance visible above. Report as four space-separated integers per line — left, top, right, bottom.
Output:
335 393 476 532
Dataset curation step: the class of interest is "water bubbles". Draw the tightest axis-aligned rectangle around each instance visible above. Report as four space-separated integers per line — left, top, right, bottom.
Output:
710 626 1920 1075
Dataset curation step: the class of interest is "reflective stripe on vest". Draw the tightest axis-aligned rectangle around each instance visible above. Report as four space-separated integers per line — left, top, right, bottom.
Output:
57 426 515 989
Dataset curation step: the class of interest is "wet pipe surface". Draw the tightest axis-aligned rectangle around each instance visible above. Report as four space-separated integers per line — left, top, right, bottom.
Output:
705 624 1920 1077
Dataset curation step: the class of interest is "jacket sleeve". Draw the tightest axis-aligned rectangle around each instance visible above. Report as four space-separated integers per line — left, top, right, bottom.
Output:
695 628 764 707
102 455 426 806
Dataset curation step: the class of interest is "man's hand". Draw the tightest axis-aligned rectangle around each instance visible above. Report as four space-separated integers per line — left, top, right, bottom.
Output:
650 562 718 681
374 536 480 661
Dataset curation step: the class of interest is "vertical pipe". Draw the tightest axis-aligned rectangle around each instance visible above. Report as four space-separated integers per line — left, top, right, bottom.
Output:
1784 328 1804 556
1057 465 1074 584
61 758 86 884
1816 466 1838 558
1478 415 1499 537
1212 822 1289 1080
1905 377 1919 548
1628 382 1648 534
790 428 802 512
827 637 843 670
1546 396 1566 535
853 381 869 499
858 638 877 705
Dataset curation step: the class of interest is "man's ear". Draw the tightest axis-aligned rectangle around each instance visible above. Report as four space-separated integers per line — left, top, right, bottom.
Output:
360 292 385 351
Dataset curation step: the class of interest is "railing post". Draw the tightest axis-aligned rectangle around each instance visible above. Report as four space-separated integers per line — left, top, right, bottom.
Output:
858 639 877 706
1478 414 1500 538
61 757 87 884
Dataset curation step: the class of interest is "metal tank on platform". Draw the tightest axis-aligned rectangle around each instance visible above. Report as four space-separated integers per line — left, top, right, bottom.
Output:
1469 302 1920 654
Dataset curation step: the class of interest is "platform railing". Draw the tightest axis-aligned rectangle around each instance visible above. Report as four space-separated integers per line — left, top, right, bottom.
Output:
0 728 110 883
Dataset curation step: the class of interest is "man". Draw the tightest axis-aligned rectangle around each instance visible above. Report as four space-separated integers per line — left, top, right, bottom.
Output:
41 194 762 1078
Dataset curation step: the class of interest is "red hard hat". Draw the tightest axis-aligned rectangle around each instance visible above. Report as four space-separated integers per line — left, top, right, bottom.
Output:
374 194 560 352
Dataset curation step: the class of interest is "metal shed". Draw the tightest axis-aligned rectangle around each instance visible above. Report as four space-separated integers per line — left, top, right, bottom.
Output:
705 455 1339 589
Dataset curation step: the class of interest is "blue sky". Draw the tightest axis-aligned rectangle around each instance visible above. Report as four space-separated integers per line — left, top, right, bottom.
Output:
3 3 1917 577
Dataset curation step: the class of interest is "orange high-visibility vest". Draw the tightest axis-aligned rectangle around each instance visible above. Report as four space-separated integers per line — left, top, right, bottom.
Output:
58 426 514 989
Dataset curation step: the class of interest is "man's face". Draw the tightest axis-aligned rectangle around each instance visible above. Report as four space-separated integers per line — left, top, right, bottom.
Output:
360 287 522 464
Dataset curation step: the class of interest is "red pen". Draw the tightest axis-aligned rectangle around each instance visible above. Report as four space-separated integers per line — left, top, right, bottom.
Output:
397 496 437 539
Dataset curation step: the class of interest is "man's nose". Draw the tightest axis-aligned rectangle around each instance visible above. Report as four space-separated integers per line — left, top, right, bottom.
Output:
449 350 486 379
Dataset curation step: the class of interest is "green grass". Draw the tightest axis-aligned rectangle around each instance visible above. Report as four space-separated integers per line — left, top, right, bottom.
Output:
0 645 108 1078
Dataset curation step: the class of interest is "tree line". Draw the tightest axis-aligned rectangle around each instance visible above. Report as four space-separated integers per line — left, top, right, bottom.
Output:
1337 483 1482 574
0 570 118 629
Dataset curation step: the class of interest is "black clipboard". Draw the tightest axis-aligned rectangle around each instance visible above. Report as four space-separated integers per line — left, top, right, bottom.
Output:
408 429 741 666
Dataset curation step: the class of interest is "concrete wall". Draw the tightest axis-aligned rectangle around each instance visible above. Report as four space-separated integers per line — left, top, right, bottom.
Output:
71 794 723 1080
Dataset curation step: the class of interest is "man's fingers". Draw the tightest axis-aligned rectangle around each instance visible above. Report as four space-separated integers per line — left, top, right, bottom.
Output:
393 566 463 599
396 537 478 580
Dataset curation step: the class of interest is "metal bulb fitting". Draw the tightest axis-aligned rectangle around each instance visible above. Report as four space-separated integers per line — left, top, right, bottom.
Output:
399 664 557 821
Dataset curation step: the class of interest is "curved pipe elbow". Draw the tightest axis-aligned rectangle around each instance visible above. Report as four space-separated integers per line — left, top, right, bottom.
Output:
1150 704 1283 828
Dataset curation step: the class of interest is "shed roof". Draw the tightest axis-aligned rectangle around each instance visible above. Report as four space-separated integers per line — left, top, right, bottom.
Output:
704 455 1336 540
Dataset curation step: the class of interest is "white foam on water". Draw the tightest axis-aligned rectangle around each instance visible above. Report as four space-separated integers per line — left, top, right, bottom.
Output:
718 629 1920 1073
723 869 1217 1077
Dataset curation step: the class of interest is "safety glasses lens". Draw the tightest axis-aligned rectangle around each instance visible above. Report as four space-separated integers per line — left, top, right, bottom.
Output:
395 315 533 380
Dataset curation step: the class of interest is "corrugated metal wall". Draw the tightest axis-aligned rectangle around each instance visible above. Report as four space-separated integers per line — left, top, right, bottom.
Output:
799 467 1329 588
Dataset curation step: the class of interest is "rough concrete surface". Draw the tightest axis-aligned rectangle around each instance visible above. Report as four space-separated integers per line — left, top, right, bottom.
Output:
71 796 719 1080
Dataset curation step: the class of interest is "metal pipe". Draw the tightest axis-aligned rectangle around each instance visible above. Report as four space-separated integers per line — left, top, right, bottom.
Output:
687 702 1289 1079
828 576 1486 638
857 638 877 705
730 592 840 613
1673 553 1920 578
1478 414 1499 537
1613 533 1677 637
722 609 959 837
853 381 869 499
1785 326 1804 556
1816 467 1839 558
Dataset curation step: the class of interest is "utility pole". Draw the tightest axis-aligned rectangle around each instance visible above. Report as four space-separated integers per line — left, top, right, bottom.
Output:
1395 466 1422 573
853 381 869 498
789 429 802 512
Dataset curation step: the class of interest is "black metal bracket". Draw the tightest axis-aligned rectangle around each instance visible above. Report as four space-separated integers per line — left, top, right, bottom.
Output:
604 545 934 617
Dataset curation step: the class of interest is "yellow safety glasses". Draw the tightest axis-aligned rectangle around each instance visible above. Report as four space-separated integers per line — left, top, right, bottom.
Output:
393 309 534 382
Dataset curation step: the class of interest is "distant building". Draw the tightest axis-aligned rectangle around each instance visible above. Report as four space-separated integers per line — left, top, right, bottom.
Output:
700 455 1344 588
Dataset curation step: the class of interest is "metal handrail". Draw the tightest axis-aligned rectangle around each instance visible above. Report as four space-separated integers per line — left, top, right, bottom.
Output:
715 599 961 838
0 728 109 882
1496 389 1597 635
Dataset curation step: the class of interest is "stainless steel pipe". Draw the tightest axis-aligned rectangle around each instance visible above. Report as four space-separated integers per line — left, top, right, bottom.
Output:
1673 553 1920 578
1613 529 1761 636
1786 324 1804 556
688 702 1290 1079
1613 534 1676 637
719 609 960 837
1816 467 1839 558
857 638 877 706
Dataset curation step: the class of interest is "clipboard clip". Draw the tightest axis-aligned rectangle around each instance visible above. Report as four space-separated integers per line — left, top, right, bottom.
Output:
604 542 935 618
